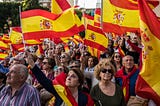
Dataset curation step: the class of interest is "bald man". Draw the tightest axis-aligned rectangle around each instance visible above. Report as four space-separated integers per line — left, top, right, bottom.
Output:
115 55 140 103
0 64 40 106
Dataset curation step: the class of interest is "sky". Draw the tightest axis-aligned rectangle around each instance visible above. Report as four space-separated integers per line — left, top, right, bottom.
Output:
77 0 98 8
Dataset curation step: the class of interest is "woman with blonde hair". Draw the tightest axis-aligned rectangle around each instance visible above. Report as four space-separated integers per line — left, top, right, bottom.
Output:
90 58 126 106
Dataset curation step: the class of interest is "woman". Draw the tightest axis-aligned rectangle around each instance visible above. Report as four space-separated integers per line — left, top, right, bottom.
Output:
84 56 99 92
111 52 122 72
90 59 126 106
26 52 94 106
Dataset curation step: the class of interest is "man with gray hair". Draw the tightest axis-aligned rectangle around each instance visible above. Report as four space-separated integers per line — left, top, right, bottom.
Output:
0 64 41 106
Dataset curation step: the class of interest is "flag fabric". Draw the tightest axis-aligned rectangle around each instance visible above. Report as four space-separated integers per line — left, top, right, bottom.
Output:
53 72 78 106
94 8 101 27
87 46 101 59
0 39 9 50
0 53 8 60
51 0 71 14
82 13 94 28
84 24 108 52
51 0 85 33
1 34 11 43
102 0 139 34
136 0 160 104
21 9 79 41
9 27 23 44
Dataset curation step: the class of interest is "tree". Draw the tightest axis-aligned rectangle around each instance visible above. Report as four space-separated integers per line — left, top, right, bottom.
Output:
22 0 49 11
0 2 21 35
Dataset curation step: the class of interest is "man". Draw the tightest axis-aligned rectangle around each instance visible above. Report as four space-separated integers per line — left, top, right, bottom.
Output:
115 55 139 102
0 64 40 106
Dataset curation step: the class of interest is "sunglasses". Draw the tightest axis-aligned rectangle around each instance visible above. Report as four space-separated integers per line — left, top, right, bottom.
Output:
101 69 112 74
42 62 48 64
114 55 120 58
60 55 66 59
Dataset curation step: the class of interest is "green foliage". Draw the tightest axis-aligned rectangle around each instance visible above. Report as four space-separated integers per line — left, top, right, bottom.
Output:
0 2 21 34
22 0 49 11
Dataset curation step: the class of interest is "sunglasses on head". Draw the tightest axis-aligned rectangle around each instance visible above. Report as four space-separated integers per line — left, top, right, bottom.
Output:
101 69 112 74
60 55 66 58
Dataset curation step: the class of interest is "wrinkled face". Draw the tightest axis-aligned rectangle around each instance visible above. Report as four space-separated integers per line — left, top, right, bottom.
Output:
99 66 113 81
42 59 50 70
6 65 22 85
88 58 94 68
65 71 80 88
123 56 134 69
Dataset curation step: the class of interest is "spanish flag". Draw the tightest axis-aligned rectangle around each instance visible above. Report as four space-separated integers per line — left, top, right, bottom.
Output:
53 72 78 106
84 24 108 52
9 27 23 44
0 39 9 50
21 9 79 41
136 0 160 104
0 53 8 60
102 0 139 34
51 0 71 14
94 8 101 28
51 0 85 32
81 13 94 28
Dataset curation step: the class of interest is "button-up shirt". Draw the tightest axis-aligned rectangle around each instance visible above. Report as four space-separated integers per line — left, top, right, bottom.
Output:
0 82 41 106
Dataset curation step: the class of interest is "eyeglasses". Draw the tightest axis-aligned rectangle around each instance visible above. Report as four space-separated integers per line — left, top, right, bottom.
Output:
42 62 48 64
101 69 112 74
60 55 66 59
114 55 120 58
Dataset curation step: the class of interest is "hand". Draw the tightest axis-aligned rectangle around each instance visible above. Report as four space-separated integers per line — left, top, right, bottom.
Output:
25 51 35 69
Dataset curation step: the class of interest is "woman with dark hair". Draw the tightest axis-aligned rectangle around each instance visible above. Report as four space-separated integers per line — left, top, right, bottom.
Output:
111 52 123 72
90 59 126 106
26 52 94 106
84 56 99 92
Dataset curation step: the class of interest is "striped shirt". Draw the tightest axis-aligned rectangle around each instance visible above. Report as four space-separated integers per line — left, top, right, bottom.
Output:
0 82 41 106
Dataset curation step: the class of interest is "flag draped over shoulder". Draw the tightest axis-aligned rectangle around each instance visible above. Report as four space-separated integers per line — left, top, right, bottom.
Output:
102 0 139 34
84 24 108 52
53 72 78 106
21 9 79 41
136 0 160 104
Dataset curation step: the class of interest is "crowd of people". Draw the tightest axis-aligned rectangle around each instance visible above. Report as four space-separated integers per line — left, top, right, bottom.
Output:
0 32 156 106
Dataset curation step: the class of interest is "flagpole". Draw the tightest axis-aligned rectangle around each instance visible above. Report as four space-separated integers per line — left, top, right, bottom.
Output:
19 6 26 50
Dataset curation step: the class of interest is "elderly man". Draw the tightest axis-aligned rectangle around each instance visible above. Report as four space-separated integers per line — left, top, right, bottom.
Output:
115 55 139 103
0 64 40 106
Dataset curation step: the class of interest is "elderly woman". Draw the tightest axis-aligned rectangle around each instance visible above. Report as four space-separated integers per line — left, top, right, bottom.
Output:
26 51 94 106
90 59 126 106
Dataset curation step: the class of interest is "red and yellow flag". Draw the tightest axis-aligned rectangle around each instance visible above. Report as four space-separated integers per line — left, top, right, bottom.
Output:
51 0 71 14
53 72 78 106
21 9 79 41
94 8 101 28
9 27 23 44
82 13 94 28
0 38 9 50
84 24 108 52
0 53 8 60
102 0 139 34
136 0 160 104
